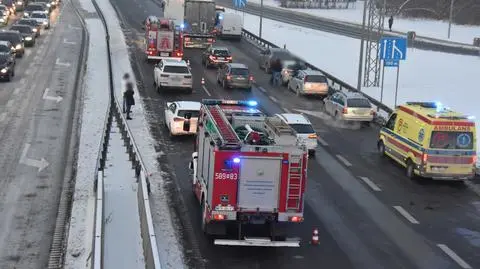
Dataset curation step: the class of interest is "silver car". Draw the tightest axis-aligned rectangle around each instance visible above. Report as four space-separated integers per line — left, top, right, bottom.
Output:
217 63 253 90
323 91 374 123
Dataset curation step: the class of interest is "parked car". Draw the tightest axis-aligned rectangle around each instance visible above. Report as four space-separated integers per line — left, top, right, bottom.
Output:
164 101 201 136
201 45 232 68
10 25 36 46
0 30 24 57
153 58 193 93
323 91 375 123
258 47 295 73
0 53 15 81
216 63 253 90
16 18 42 36
287 70 329 97
0 40 16 62
274 113 318 155
30 11 50 29
280 60 308 86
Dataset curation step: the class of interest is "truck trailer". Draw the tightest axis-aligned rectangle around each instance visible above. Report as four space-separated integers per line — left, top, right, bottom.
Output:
189 99 308 247
183 0 217 48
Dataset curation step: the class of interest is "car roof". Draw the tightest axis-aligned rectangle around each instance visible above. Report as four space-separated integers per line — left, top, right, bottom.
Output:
335 91 367 99
161 59 188 66
228 63 248 69
31 10 47 14
277 113 311 124
174 101 201 110
300 69 324 76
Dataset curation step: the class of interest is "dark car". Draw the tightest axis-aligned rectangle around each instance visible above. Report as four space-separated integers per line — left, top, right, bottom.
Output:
31 0 53 10
14 0 26 11
10 25 36 46
259 48 295 73
216 63 253 90
0 40 16 62
0 30 24 57
0 53 15 81
16 19 42 37
23 3 48 17
201 45 232 68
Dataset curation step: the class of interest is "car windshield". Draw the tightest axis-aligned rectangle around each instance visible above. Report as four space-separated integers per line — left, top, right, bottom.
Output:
26 5 43 11
177 110 199 118
0 45 9 53
0 34 21 43
347 98 371 108
11 27 31 34
289 124 315 134
230 68 249 76
213 49 229 56
31 13 47 18
163 65 189 73
429 131 474 150
305 75 327 83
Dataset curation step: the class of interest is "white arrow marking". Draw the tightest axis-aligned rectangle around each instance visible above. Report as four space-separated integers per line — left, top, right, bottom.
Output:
63 38 76 45
56 58 71 67
20 143 49 173
42 88 63 103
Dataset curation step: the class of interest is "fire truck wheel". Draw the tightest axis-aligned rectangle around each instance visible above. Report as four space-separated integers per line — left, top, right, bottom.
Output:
222 79 227 89
201 199 207 233
156 84 161 93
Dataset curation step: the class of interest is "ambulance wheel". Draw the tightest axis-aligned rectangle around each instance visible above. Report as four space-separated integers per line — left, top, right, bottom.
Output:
406 159 416 179
201 199 208 233
377 141 386 156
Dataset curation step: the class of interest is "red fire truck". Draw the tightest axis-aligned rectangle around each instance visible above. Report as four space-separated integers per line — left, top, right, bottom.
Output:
188 99 308 247
143 16 184 61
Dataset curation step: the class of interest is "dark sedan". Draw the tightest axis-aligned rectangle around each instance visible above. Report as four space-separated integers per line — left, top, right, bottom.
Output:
9 25 36 46
23 3 48 17
0 53 15 81
0 30 24 57
16 19 42 37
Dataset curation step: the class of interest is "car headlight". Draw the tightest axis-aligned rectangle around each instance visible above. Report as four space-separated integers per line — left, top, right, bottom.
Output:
16 44 22 49
47 3 51 7
17 1 23 4
0 18 4 23
43 21 48 25
1 68 7 74
24 12 28 16
33 28 38 32
25 36 32 41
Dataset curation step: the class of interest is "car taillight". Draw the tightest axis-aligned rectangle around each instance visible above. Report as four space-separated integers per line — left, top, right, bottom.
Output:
249 75 254 81
227 56 232 60
472 155 477 164
184 37 190 41
161 74 169 77
289 216 303 222
422 153 428 164
213 214 225 220
207 38 214 42
342 107 348 114
308 134 317 139
173 117 184 122
226 75 232 80
370 109 375 115
209 55 216 60
176 51 183 57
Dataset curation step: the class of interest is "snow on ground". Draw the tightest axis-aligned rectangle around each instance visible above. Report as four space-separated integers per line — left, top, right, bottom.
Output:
78 0 96 13
232 8 480 166
246 0 480 44
103 122 145 269
95 0 187 268
64 18 110 269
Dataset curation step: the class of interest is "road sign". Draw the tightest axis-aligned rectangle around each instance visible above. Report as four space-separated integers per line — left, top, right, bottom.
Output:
234 0 247 8
384 59 399 67
380 37 407 60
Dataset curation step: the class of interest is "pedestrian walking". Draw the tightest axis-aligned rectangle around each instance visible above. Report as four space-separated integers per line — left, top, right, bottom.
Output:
122 73 132 113
124 81 135 120
270 59 283 86
388 16 394 31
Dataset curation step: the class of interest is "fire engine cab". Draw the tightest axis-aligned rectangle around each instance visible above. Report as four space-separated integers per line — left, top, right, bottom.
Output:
143 16 184 61
189 99 308 247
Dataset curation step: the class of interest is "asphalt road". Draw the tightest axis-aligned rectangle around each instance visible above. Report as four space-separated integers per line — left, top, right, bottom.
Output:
110 0 480 268
0 3 84 269
216 0 480 56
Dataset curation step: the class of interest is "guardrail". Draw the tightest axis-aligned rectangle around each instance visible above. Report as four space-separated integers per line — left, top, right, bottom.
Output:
93 171 104 269
241 28 394 123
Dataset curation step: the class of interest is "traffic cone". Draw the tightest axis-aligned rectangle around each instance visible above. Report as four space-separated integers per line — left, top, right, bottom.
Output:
310 228 319 245
201 77 205 85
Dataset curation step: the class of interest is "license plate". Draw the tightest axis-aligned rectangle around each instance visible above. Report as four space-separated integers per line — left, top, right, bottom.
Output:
160 52 169 57
217 57 224 60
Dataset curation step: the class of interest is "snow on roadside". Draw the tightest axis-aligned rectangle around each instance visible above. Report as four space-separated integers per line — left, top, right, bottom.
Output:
64 18 110 269
78 0 96 13
94 0 187 268
246 0 480 45
235 8 480 167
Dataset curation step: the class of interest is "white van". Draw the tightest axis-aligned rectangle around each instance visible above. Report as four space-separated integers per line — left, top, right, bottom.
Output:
217 13 242 40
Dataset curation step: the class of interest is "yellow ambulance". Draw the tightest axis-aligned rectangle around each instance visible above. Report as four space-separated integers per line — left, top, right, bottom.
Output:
378 102 477 180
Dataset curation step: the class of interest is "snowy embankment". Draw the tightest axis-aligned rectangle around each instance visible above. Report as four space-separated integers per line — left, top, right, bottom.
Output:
232 8 480 167
246 0 480 45
64 18 110 269
94 0 187 268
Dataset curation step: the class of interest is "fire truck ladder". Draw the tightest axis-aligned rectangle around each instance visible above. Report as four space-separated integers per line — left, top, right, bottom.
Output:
286 154 303 211
206 105 241 148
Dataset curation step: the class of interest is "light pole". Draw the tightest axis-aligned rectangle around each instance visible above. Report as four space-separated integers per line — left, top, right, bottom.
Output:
448 0 454 39
357 0 368 91
259 0 264 38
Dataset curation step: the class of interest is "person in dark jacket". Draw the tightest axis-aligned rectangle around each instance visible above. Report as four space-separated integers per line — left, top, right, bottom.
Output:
124 82 135 120
270 59 283 86
388 16 394 31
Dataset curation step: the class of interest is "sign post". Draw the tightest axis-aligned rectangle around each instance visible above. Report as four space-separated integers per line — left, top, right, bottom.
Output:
233 0 247 28
379 37 407 107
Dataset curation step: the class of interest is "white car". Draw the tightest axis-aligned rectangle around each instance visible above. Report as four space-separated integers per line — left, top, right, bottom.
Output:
275 113 318 155
288 70 329 97
164 101 201 136
154 58 193 93
30 11 50 29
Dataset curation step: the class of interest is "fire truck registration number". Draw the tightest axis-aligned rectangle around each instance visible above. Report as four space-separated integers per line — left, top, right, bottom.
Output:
215 172 238 180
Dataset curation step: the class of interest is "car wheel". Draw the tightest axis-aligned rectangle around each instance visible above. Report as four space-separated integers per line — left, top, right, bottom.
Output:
11 70 14 77
6 73 11 82
156 83 161 93
296 87 301 96
222 79 227 89
377 141 386 156
406 159 416 179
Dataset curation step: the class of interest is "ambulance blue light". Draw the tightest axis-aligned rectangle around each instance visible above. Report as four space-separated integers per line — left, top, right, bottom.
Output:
233 157 241 164
219 14 224 20
434 102 443 112
247 100 258 107
180 23 185 29
467 115 475 120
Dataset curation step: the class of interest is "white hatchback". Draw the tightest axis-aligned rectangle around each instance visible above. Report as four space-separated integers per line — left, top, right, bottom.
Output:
275 113 318 154
164 101 201 136
154 59 193 93
30 11 50 29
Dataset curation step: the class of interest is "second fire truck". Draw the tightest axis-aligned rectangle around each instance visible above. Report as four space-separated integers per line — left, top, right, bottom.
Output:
143 16 184 61
189 99 308 247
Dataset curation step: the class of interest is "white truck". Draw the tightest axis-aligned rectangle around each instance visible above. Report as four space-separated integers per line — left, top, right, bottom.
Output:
215 12 242 40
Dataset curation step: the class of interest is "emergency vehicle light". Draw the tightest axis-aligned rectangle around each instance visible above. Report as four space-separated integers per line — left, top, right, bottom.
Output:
202 99 258 107
233 157 241 163
467 115 475 120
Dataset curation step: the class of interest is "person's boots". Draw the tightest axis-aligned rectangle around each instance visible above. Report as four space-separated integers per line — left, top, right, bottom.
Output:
127 111 132 120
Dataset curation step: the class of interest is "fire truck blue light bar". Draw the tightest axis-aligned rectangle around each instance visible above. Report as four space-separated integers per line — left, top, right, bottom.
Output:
202 99 258 107
233 157 241 163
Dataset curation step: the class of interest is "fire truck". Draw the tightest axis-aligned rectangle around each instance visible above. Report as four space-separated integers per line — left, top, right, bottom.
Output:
143 16 184 61
188 99 308 247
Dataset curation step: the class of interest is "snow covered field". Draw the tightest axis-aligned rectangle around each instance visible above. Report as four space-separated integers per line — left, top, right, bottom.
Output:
246 0 480 44
229 8 480 166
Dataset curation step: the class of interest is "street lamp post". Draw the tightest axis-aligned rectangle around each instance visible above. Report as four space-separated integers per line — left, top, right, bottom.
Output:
357 0 368 91
259 0 264 38
448 0 454 39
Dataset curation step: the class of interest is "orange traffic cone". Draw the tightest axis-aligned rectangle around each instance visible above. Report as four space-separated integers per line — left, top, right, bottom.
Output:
311 228 319 245
201 77 205 85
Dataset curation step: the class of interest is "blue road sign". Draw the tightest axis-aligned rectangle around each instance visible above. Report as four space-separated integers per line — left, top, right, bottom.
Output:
380 37 407 60
234 0 247 7
384 59 399 67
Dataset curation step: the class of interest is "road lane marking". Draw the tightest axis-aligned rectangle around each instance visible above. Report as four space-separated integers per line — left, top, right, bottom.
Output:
6 99 14 109
201 85 211 96
63 38 76 45
0 112 6 122
393 206 419 224
269 96 279 103
56 58 71 67
437 244 472 269
317 137 328 146
258 86 266 93
13 88 21 95
359 177 381 191
336 154 352 167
